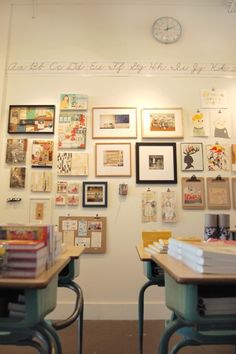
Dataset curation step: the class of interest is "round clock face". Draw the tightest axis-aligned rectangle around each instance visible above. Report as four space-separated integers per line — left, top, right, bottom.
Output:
152 17 182 44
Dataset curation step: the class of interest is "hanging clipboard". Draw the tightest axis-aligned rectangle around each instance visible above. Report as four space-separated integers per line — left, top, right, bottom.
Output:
59 215 106 253
181 176 205 209
206 176 231 210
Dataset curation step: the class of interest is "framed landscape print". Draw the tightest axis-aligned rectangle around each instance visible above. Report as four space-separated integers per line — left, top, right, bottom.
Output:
182 176 205 209
142 107 183 138
6 138 27 164
136 143 177 184
82 181 108 207
92 107 137 138
207 176 231 210
31 140 54 168
95 143 131 177
180 143 204 171
8 105 55 133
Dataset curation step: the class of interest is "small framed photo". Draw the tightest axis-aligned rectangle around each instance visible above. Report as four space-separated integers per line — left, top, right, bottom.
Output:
8 105 55 134
182 176 205 209
207 176 231 210
142 107 183 138
31 140 54 168
136 142 177 184
29 198 51 224
180 143 204 171
92 107 137 138
82 181 108 208
95 143 131 177
232 178 236 209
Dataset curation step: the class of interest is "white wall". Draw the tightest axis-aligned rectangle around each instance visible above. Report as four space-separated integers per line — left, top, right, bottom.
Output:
0 0 236 320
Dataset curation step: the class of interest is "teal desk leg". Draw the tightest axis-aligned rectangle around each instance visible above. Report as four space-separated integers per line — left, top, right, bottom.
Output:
158 318 188 354
38 320 63 354
138 261 165 354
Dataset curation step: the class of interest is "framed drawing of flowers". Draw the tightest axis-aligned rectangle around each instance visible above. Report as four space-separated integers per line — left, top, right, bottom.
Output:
142 107 183 138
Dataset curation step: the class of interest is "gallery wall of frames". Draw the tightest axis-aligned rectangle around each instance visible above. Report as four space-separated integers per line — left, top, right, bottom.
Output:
4 88 236 252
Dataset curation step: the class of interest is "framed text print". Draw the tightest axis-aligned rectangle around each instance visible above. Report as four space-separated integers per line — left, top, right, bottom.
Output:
142 107 183 138
92 107 137 138
136 143 177 184
8 105 55 134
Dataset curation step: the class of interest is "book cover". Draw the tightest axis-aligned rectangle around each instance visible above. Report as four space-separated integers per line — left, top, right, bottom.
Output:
4 264 46 278
0 239 45 250
7 246 47 259
7 255 47 269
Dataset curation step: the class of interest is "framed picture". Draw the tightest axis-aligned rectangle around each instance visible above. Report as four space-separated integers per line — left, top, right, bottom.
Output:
31 170 52 192
95 143 131 177
31 140 54 168
206 143 230 171
136 143 177 184
232 178 236 209
182 176 205 209
82 181 108 207
58 111 87 149
57 152 88 176
10 167 26 188
60 93 88 110
180 143 204 171
207 176 231 210
141 107 183 138
8 105 55 134
92 107 137 138
29 198 51 224
6 138 27 164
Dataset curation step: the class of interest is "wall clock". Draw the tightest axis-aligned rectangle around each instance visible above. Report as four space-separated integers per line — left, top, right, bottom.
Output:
152 16 182 44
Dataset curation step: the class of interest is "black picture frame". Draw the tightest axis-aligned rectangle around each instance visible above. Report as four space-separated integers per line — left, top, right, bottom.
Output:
136 142 177 184
8 105 55 134
82 181 108 208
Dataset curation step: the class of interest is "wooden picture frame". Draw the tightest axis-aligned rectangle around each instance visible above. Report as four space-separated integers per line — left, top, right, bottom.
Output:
232 178 236 209
8 105 55 134
136 142 177 184
142 107 183 138
92 107 137 138
95 143 131 177
82 181 108 207
180 143 204 171
182 176 205 209
207 176 231 210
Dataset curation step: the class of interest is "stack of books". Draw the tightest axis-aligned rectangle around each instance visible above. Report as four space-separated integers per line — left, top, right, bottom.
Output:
168 238 236 274
198 296 236 316
2 239 48 278
144 239 170 255
8 294 26 318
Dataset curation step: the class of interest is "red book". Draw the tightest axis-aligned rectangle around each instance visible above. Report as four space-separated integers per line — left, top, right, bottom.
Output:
0 239 45 250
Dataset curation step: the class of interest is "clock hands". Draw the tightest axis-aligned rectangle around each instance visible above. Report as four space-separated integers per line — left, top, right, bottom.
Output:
164 25 176 31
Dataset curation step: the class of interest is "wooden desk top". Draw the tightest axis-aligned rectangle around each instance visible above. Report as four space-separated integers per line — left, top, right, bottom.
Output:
0 245 84 289
136 243 151 261
151 253 236 285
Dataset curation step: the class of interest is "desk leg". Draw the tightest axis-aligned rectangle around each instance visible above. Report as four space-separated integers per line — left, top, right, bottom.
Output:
158 318 189 354
38 321 63 354
138 280 158 354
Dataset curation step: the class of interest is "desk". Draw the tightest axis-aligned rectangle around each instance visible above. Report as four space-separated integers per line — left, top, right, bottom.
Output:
136 244 164 354
151 253 236 354
0 246 84 354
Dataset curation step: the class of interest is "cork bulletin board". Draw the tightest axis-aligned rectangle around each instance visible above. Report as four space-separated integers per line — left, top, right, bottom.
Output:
59 215 106 253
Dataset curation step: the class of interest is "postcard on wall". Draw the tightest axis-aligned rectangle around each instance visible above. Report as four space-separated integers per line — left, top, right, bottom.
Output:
57 180 68 193
31 170 52 192
67 194 79 206
68 182 79 194
58 111 87 149
201 89 228 109
31 140 54 167
62 219 78 231
161 190 177 223
206 143 230 171
55 194 67 206
142 190 157 223
78 220 87 236
207 176 230 210
57 152 88 176
211 110 231 139
60 93 88 110
180 143 204 171
190 110 210 137
75 237 91 248
10 167 26 188
6 138 27 164
29 198 51 224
